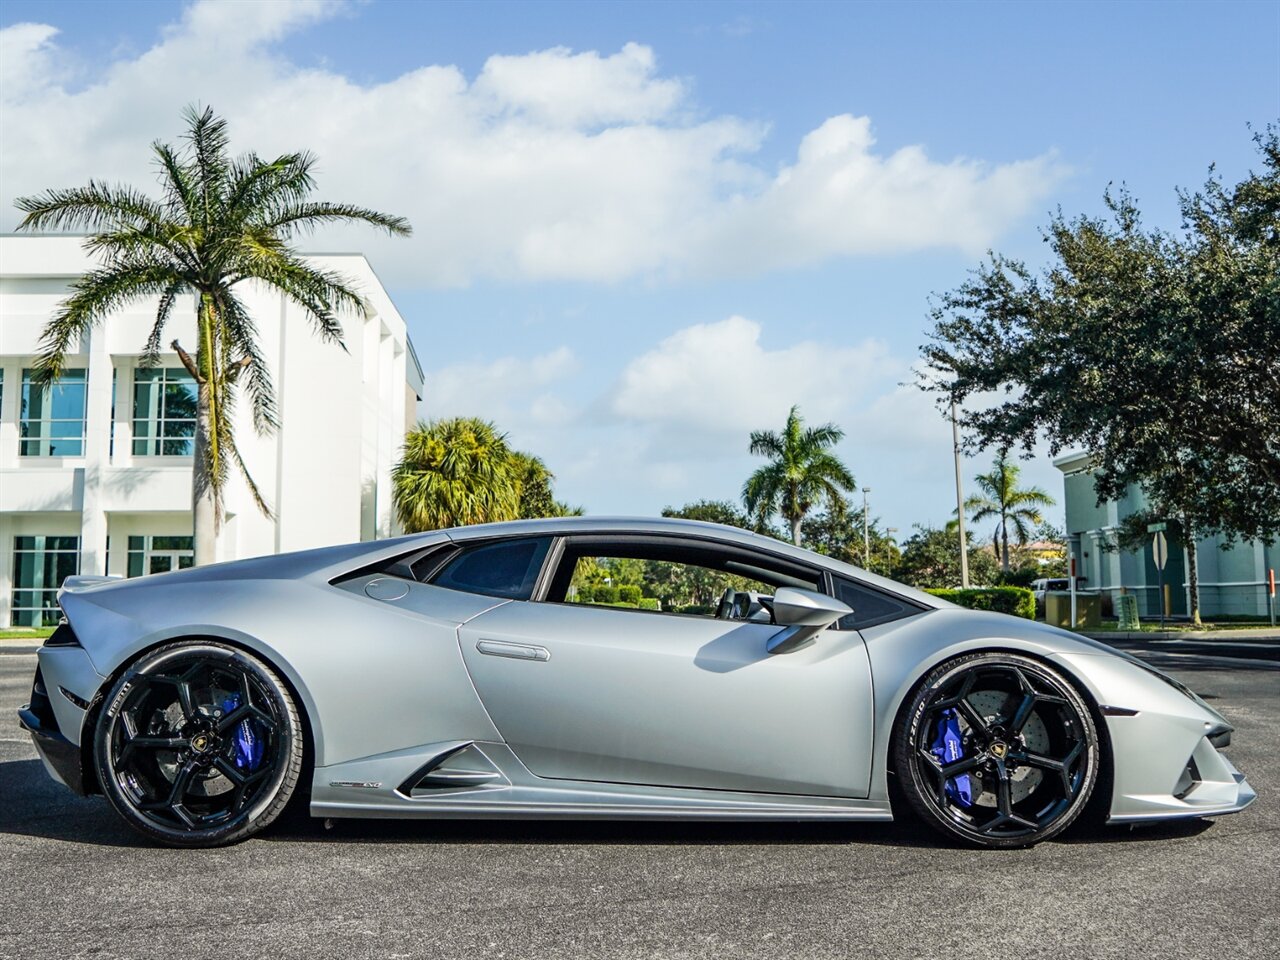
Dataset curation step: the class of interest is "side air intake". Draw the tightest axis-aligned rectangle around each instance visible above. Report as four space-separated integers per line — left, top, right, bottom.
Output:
397 743 505 797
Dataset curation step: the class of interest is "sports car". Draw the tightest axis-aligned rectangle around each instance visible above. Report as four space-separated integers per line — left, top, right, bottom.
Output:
18 516 1255 848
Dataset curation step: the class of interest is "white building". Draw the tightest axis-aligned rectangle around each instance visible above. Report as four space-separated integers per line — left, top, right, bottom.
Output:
0 235 423 628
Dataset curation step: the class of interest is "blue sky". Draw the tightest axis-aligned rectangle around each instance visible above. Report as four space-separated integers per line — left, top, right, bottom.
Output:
2 0 1277 537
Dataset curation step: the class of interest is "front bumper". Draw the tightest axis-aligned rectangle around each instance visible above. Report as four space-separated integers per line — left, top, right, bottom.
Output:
1107 736 1257 824
1052 652 1259 824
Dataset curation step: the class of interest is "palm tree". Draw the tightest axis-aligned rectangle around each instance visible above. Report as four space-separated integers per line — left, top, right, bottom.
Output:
14 106 410 565
393 417 523 531
743 405 856 546
511 452 582 519
964 453 1056 571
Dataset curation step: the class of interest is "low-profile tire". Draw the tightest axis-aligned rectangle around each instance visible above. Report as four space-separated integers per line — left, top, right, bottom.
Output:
94 641 303 848
893 652 1099 849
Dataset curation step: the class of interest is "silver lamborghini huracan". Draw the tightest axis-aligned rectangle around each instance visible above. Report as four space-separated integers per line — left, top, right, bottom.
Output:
19 517 1255 848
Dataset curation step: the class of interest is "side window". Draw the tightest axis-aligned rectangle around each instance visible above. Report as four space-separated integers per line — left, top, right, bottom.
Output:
565 554 773 617
429 538 551 601
832 578 920 630
544 537 821 620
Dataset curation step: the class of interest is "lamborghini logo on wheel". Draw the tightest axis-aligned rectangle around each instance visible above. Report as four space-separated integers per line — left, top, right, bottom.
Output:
989 742 1008 759
190 734 210 753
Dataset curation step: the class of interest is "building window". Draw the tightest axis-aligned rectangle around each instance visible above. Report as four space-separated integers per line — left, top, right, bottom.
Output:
11 535 80 627
20 368 87 457
126 535 194 577
132 367 197 456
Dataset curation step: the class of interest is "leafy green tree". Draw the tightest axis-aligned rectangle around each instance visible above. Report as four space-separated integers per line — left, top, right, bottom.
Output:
801 509 900 574
14 106 410 564
920 128 1280 624
743 405 856 545
896 525 1000 590
393 417 521 531
662 500 751 529
963 454 1056 572
393 421 578 531
1007 520 1068 579
512 452 582 519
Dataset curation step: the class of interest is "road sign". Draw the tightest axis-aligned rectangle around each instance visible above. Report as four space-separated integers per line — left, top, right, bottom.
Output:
1146 521 1167 533
1152 531 1168 571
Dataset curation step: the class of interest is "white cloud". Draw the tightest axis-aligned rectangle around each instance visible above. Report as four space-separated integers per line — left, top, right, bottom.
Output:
0 23 62 101
426 346 578 432
705 116 1064 271
403 318 1068 531
472 43 683 127
610 315 898 435
0 1 1067 287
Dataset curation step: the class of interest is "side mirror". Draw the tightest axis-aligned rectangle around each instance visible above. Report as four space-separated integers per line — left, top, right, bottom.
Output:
766 587 852 655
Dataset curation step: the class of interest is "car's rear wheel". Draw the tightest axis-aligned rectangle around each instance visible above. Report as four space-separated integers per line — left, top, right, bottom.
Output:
893 652 1099 849
94 641 303 847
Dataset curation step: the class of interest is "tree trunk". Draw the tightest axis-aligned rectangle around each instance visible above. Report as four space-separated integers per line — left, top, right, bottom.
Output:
184 292 220 567
1001 522 1010 571
192 380 217 566
1184 518 1201 627
790 515 803 546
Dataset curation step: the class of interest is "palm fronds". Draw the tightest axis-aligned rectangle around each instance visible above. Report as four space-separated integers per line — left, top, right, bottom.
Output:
14 106 411 546
743 405 856 545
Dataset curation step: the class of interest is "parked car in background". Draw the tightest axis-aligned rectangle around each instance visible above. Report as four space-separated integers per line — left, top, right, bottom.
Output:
1031 578 1071 604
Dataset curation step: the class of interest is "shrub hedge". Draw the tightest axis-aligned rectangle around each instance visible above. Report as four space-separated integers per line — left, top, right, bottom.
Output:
569 589 662 612
925 586 1036 619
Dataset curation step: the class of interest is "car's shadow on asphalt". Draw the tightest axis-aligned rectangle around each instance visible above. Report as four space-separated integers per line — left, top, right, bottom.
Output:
0 759 149 848
0 757 1218 850
267 809 1216 850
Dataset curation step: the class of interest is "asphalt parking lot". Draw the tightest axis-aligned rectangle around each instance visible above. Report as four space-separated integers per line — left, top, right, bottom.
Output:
1 644 1276 960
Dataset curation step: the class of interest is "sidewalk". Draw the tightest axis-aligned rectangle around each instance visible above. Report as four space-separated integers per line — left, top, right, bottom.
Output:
0 636 44 654
1082 632 1280 665
1082 626 1280 642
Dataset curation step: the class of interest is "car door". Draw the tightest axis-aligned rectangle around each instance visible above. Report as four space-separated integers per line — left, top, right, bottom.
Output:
456 537 875 798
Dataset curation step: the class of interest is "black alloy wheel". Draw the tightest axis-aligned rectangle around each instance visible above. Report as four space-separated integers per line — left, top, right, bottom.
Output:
894 652 1099 848
94 641 303 847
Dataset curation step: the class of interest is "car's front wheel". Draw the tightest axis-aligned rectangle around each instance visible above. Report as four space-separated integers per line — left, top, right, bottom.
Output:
94 641 303 847
893 652 1099 848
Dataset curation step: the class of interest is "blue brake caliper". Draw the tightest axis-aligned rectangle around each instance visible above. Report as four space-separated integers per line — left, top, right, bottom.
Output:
930 708 973 807
221 694 265 772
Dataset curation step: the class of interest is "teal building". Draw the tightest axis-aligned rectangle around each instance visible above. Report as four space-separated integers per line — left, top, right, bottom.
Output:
1054 452 1276 620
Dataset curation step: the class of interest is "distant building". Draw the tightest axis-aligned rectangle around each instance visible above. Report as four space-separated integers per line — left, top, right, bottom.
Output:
0 235 423 627
1054 451 1275 619
1018 540 1067 567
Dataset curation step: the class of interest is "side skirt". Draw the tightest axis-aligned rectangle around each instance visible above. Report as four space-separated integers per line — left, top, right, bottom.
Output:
312 740 894 822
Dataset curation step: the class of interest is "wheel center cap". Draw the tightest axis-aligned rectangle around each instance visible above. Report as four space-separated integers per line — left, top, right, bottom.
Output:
190 733 212 753
988 741 1008 760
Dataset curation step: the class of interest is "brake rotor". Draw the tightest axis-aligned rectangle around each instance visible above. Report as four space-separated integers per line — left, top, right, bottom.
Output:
964 690 1047 807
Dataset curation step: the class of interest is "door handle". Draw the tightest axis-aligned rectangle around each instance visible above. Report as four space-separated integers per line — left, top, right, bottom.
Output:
476 640 551 662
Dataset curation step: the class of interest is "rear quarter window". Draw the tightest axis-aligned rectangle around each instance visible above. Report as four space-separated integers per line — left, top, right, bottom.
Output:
429 537 551 601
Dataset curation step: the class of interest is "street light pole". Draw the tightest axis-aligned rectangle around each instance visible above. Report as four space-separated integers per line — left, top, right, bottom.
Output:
951 399 970 589
862 487 871 570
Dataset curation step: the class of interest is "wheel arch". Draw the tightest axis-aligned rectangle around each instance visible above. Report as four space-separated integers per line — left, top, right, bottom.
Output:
77 630 320 800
